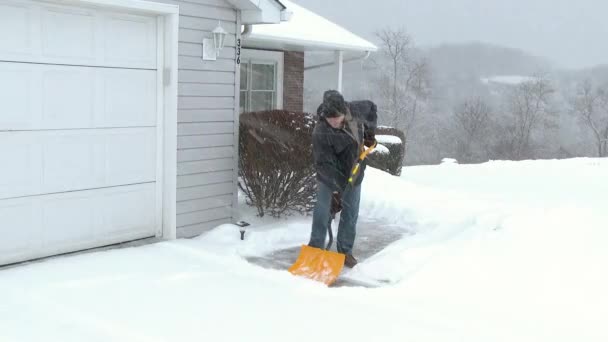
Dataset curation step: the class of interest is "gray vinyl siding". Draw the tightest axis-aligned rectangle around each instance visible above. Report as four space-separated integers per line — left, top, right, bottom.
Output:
153 0 239 238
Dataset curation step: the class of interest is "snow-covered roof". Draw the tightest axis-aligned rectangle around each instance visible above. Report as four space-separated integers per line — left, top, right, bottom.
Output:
243 0 378 52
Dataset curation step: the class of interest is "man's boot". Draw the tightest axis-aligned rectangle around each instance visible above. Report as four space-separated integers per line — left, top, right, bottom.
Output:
344 254 358 268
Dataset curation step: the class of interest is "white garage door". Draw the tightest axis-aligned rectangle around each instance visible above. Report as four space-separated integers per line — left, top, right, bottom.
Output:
0 1 163 265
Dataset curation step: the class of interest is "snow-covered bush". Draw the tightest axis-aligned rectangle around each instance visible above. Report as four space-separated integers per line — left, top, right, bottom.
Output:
367 126 406 176
239 110 316 218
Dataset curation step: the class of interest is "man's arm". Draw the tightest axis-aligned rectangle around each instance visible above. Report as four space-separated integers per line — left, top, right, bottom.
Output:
349 100 378 146
364 101 378 145
313 130 344 192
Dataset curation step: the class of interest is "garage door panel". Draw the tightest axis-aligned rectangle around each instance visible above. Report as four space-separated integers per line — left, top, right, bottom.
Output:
0 184 157 265
0 136 42 200
101 185 157 238
42 7 96 61
0 67 35 129
43 133 104 192
43 67 95 128
0 2 32 55
105 129 157 185
42 194 97 246
0 128 157 200
105 14 157 68
103 69 157 127
0 62 157 130
0 201 39 258
0 1 157 69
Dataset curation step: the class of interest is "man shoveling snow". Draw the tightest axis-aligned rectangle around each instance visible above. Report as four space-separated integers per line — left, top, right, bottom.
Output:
289 90 378 284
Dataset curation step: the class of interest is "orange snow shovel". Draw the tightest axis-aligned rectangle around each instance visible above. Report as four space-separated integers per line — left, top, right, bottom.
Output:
288 141 377 285
288 214 345 285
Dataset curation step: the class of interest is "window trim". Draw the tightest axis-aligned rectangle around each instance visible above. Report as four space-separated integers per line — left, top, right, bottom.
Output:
241 49 284 110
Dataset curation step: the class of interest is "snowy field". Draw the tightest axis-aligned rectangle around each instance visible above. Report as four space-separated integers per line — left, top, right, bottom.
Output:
1 158 607 341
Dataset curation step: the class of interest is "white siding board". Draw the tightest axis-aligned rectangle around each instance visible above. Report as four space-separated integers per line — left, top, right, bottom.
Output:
177 158 233 176
176 181 233 201
177 146 233 162
178 70 235 84
177 133 234 149
178 83 235 97
179 16 237 33
178 109 234 123
176 171 233 190
176 194 232 214
177 206 231 227
178 96 234 110
179 56 235 72
177 122 233 135
179 28 236 47
179 42 235 59
177 218 231 238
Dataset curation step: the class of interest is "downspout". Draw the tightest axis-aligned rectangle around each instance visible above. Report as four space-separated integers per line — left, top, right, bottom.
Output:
335 51 344 92
241 24 252 39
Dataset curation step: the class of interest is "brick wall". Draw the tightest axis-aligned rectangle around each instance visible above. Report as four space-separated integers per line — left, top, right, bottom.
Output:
283 51 304 112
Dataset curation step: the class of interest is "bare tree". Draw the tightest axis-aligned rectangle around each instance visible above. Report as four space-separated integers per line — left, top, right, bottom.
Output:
453 97 492 162
372 28 431 151
503 75 555 160
572 80 608 157
375 28 411 108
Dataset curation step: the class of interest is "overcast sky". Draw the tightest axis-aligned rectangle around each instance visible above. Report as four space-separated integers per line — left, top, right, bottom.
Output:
292 0 608 70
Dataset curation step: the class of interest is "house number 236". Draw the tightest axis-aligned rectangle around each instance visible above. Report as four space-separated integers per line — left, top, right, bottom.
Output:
236 39 241 65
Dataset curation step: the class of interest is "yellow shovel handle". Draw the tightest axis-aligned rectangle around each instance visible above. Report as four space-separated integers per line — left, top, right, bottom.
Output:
348 141 377 184
359 140 377 160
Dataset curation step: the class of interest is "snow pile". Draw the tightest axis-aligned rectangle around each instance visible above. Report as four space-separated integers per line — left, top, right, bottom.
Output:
376 134 402 145
349 159 608 340
1 158 607 341
357 158 608 281
370 143 390 155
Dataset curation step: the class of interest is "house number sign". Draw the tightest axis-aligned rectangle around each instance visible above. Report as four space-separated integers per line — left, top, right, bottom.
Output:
236 38 241 65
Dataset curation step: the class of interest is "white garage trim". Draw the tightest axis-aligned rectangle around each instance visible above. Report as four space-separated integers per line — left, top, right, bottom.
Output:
41 0 179 15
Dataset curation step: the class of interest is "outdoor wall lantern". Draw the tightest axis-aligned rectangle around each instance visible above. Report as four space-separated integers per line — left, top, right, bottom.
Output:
202 21 228 61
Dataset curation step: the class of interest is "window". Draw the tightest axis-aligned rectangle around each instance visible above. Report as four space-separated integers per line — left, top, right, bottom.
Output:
240 49 283 113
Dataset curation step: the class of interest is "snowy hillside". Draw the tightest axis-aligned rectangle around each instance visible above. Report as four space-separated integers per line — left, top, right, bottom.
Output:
1 158 607 341
480 75 538 85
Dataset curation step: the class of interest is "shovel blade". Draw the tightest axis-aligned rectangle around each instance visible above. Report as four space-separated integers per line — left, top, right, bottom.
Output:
288 245 345 285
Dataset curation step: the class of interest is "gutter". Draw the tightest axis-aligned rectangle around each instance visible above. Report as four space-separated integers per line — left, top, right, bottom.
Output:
241 6 291 39
274 0 287 9
304 51 372 71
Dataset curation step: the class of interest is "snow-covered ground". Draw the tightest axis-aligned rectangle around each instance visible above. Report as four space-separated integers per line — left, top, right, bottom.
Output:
1 158 607 341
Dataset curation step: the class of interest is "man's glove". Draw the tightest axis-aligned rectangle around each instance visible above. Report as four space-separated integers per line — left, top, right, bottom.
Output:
364 129 376 147
330 191 342 215
364 134 376 148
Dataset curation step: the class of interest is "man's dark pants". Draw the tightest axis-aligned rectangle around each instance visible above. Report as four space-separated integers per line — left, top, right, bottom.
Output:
308 181 361 255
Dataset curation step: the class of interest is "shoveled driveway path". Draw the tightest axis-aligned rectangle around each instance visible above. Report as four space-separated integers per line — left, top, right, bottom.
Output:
246 217 414 287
